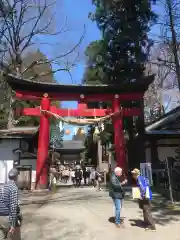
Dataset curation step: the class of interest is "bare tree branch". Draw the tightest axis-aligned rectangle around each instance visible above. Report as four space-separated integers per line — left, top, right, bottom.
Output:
144 41 178 122
0 0 85 78
0 0 85 129
21 25 86 75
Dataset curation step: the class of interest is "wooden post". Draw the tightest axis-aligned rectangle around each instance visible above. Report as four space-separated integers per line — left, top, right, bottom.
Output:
136 99 146 164
104 170 107 185
36 93 50 189
97 139 102 171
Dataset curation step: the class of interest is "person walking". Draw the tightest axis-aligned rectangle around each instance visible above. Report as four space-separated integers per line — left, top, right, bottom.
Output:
131 168 156 231
75 169 82 187
109 167 127 228
63 167 70 183
49 165 56 191
70 169 75 185
86 169 91 185
95 170 102 191
90 168 96 187
0 168 22 239
82 167 88 185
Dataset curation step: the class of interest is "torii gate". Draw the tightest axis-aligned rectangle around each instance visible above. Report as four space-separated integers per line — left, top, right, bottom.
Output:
7 74 154 189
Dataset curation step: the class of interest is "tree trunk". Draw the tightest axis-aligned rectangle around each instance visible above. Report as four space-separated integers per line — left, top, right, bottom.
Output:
7 88 14 129
167 0 180 90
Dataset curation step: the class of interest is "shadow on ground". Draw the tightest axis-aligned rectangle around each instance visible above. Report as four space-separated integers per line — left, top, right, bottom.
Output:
150 198 180 225
108 216 125 224
22 214 88 240
122 189 180 226
20 190 104 207
129 219 145 228
132 195 180 226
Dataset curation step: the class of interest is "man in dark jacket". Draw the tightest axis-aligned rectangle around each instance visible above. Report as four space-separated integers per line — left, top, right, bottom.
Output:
82 167 88 185
109 167 127 228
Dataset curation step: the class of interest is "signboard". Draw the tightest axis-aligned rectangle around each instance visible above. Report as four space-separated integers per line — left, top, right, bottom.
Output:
132 187 141 199
140 162 153 186
0 161 7 184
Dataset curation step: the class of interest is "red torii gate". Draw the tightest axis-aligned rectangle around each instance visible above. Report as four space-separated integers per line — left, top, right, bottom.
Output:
7 74 154 189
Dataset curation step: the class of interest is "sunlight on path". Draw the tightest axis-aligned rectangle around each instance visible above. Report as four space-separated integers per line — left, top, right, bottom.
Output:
21 188 180 240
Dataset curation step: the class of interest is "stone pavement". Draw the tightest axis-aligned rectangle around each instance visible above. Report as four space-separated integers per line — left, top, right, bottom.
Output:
20 187 180 240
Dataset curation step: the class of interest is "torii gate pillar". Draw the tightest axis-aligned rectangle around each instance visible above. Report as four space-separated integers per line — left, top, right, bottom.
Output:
113 95 125 170
36 93 50 189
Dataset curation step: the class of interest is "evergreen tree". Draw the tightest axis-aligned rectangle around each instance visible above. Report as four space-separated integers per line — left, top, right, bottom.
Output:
83 40 107 84
83 0 157 149
85 0 157 84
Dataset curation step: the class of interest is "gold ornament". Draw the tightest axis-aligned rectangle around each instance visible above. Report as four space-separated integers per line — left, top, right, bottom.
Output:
93 126 100 142
77 127 85 135
80 128 85 134
65 129 71 135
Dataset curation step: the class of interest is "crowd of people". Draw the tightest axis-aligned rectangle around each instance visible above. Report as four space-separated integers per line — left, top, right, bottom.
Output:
51 166 103 190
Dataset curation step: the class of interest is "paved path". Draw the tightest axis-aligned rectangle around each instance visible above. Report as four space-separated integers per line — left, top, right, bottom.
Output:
21 187 180 240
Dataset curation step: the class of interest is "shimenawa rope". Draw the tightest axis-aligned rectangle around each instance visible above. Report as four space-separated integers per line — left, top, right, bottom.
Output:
40 107 120 126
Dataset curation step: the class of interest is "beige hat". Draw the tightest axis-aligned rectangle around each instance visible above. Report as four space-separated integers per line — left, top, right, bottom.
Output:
131 168 140 175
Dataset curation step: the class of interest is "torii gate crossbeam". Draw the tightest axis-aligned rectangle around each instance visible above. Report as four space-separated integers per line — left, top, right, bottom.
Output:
21 106 141 117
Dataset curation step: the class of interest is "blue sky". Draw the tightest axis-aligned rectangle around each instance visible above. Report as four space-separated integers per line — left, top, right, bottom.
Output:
46 0 100 140
53 0 100 86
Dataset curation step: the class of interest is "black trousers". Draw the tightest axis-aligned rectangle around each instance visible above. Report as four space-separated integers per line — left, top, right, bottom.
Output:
72 177 75 184
91 179 95 187
75 178 81 187
84 177 87 185
139 199 156 229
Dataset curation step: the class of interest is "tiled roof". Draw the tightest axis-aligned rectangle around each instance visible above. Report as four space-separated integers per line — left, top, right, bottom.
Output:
146 106 180 132
52 140 85 150
0 126 39 138
7 74 154 95
146 130 180 135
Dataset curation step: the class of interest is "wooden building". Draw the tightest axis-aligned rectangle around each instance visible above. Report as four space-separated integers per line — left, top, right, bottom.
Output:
52 140 85 167
145 106 180 166
145 106 180 199
0 127 38 189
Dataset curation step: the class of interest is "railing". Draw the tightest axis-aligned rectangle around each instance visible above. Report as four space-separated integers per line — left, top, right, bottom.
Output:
152 159 180 201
